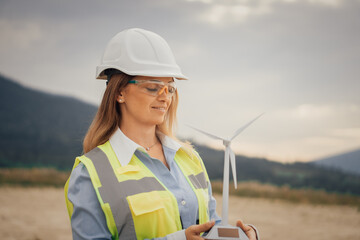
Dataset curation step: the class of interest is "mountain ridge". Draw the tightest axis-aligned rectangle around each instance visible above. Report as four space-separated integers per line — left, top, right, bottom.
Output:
311 148 360 176
0 73 97 169
0 73 359 195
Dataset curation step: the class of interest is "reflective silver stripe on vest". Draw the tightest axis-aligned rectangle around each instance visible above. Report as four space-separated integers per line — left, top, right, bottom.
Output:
188 172 208 189
85 147 166 239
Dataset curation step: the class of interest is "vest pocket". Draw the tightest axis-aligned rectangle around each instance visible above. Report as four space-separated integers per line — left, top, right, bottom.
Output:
127 191 181 239
127 192 165 216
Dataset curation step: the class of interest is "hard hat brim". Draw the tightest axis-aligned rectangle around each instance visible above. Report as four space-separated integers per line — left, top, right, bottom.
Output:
96 66 188 80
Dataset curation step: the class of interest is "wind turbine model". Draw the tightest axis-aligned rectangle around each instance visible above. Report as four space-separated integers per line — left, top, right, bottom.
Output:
187 113 263 240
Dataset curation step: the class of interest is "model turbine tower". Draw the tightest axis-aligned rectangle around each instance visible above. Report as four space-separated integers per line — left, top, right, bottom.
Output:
188 113 263 240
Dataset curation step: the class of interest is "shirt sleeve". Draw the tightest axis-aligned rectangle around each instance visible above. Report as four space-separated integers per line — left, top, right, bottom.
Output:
145 230 186 240
207 181 222 225
67 163 112 240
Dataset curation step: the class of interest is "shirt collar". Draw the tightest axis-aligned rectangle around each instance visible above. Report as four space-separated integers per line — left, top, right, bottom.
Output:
109 127 182 166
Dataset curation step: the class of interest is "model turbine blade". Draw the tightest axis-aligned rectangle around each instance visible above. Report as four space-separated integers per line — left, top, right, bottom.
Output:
186 124 225 141
222 146 230 225
230 113 264 141
229 149 237 189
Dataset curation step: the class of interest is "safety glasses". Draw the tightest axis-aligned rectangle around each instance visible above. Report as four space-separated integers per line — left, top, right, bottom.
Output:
128 80 177 98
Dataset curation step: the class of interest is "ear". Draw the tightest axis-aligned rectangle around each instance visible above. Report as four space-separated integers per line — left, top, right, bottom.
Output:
117 94 124 103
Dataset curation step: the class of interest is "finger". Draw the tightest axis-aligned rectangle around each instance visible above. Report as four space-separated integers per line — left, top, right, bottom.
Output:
236 220 257 240
185 221 215 240
194 221 215 234
236 219 250 231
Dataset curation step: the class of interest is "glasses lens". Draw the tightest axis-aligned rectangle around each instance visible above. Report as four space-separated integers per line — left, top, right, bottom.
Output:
167 82 176 94
136 80 176 97
139 82 163 96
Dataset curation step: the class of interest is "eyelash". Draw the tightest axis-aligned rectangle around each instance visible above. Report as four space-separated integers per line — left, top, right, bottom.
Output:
145 87 159 92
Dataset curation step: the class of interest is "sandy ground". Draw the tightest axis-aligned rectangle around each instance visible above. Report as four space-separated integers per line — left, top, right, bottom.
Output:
0 187 359 240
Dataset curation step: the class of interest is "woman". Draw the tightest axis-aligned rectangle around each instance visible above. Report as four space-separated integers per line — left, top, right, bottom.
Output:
65 28 259 240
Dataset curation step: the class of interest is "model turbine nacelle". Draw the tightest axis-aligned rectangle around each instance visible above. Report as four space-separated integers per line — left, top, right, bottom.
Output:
223 140 231 146
187 113 263 240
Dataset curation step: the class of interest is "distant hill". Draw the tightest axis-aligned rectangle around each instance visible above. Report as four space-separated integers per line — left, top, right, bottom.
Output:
194 144 360 195
0 73 97 169
0 73 360 195
311 148 360 176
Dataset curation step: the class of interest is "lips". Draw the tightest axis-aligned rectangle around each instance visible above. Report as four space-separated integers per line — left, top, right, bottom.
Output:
152 106 167 111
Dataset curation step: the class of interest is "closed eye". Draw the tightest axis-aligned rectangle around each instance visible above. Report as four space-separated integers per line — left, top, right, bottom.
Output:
145 87 159 92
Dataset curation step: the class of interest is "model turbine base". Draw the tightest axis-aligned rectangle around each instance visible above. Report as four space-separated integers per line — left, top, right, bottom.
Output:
203 225 249 240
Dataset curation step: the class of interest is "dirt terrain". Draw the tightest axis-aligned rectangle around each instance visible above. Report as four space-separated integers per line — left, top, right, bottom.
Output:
0 187 359 240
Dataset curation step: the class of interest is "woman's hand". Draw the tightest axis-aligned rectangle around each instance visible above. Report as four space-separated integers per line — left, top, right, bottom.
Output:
185 221 215 240
236 220 257 240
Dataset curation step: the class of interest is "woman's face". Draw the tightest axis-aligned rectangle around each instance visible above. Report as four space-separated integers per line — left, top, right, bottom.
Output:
119 76 174 128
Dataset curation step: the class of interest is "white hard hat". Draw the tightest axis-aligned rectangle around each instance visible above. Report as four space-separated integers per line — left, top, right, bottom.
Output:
96 28 188 80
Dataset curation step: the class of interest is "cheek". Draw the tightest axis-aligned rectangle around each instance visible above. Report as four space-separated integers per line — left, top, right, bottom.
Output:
128 94 152 112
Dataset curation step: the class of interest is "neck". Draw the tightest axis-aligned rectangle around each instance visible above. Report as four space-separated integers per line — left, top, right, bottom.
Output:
119 121 158 149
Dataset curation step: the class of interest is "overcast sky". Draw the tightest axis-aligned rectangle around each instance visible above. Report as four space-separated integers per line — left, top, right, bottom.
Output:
1 0 359 162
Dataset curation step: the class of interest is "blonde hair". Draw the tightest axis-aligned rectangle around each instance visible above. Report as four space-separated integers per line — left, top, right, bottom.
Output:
83 72 190 153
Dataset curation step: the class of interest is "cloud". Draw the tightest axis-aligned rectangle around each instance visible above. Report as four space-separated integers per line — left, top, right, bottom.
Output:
0 20 43 50
290 104 334 119
187 0 349 26
197 3 270 26
329 127 360 139
274 103 360 121
230 131 360 162
307 0 344 7
263 104 359 142
1 0 360 162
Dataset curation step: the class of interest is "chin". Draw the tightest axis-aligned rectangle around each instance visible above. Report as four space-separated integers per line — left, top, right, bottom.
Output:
147 117 165 126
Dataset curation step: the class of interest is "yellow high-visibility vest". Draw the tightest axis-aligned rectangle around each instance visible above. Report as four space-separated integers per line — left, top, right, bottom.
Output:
64 141 210 240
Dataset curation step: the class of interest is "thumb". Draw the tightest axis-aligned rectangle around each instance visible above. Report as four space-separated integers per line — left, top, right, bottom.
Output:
194 221 215 234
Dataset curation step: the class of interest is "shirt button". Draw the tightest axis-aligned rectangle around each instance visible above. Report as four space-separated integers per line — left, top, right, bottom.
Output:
181 200 186 206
